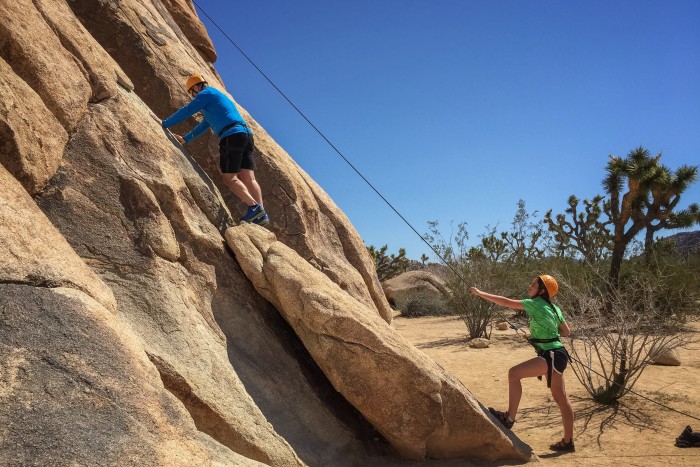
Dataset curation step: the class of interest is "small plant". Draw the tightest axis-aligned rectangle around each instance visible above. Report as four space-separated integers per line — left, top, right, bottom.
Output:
420 253 429 268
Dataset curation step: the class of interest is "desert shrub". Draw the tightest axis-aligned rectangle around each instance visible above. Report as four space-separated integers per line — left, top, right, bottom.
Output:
397 292 452 318
445 258 516 339
621 246 700 321
562 273 692 404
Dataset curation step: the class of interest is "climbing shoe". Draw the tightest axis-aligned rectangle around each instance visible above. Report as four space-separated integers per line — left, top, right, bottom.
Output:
240 204 265 223
253 212 270 226
488 407 514 430
675 425 700 447
549 438 575 452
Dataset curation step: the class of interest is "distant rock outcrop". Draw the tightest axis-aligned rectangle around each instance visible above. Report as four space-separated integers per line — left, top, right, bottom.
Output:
662 230 700 255
383 270 450 307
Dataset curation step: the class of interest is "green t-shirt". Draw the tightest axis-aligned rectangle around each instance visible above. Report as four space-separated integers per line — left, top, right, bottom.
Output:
520 297 565 350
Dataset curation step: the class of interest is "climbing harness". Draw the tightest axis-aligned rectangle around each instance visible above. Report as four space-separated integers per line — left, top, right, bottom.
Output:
219 122 252 138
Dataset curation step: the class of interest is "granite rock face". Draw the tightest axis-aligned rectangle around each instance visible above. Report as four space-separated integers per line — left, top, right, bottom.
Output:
0 0 531 464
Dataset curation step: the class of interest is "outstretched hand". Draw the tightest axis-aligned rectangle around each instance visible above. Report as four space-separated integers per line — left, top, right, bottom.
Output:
470 287 482 297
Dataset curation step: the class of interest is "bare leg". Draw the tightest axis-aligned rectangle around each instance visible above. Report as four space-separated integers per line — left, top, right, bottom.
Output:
507 357 548 419
238 169 263 207
222 173 256 206
550 371 575 442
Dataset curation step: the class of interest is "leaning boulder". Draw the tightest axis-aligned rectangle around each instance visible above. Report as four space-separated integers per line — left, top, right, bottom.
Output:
226 224 532 462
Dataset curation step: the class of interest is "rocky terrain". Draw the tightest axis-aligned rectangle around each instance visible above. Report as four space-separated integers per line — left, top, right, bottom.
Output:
0 1 531 465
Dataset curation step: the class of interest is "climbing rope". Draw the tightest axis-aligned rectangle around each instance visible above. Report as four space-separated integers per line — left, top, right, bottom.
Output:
191 1 700 424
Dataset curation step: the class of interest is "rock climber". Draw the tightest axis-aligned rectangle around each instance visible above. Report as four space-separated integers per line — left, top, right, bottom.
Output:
155 73 269 225
470 275 576 452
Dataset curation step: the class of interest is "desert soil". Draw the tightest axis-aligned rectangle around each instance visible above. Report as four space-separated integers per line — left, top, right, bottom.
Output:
387 313 700 466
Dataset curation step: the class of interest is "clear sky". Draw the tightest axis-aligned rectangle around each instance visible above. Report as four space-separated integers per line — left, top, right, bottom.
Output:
194 0 700 260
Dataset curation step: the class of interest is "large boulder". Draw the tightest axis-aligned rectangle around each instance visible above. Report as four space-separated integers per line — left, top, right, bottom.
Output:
652 348 682 366
383 270 450 307
226 224 532 462
2 0 377 464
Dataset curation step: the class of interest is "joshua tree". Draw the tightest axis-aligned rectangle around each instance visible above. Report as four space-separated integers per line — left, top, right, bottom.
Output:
367 244 409 281
420 253 429 267
603 147 698 289
545 195 613 263
642 203 700 260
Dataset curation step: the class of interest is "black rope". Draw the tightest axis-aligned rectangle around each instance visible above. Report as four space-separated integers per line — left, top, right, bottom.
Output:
119 0 700 425
192 1 700 424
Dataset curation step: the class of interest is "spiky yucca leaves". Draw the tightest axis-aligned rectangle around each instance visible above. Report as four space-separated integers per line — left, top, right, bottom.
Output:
604 147 698 289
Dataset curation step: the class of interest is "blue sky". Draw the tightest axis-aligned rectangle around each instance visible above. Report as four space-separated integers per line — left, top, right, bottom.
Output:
195 0 700 260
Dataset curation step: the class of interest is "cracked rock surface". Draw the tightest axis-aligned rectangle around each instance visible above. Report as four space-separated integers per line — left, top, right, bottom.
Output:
1 0 533 464
226 224 533 462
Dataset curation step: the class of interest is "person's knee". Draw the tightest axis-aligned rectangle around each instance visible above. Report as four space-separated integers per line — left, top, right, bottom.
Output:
223 173 240 184
508 367 520 381
552 390 567 405
239 169 255 183
550 382 569 405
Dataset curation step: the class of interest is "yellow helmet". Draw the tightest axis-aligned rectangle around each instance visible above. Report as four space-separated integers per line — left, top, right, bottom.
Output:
538 274 559 298
185 73 207 92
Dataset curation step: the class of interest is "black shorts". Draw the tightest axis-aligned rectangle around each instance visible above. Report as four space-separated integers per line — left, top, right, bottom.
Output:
219 132 254 173
537 347 569 387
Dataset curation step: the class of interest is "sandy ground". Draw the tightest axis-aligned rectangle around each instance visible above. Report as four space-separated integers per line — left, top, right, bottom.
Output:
389 313 700 466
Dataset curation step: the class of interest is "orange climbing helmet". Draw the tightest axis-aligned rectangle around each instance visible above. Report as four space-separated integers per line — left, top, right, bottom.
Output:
185 73 207 92
538 274 559 298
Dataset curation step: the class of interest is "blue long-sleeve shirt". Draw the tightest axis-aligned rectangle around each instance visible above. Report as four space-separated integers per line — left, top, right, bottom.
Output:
162 86 251 142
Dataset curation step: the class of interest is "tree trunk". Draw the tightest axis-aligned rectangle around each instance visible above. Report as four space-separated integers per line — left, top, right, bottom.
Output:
608 241 626 290
643 228 654 263
605 240 627 312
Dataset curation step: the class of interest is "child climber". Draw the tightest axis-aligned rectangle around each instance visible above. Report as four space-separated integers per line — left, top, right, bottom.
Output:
155 74 269 226
470 275 575 452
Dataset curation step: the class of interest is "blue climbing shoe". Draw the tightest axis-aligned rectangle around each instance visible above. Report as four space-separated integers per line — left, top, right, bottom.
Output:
240 204 265 223
253 212 270 226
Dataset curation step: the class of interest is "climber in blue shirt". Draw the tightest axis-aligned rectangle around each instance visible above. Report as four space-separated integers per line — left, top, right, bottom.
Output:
156 73 269 225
